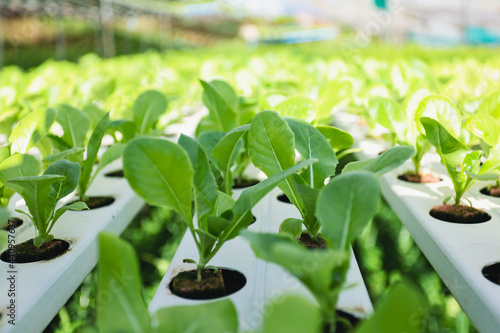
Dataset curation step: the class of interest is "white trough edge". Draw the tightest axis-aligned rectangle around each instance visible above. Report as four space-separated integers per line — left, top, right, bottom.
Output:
335 112 500 333
0 159 144 333
148 186 373 331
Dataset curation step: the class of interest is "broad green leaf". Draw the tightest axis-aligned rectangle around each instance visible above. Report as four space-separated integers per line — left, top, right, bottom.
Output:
97 233 152 333
123 137 193 225
133 90 168 135
316 125 354 151
286 117 338 188
465 170 499 181
178 134 219 223
42 147 85 163
317 81 351 123
153 299 237 333
0 145 10 164
212 124 249 193
342 146 415 177
279 218 303 239
9 108 57 153
0 154 42 186
480 145 500 174
46 133 72 151
367 97 406 142
210 79 238 111
222 159 315 242
420 117 467 168
52 201 89 225
214 191 235 217
248 111 297 204
262 295 322 333
276 97 316 123
477 92 500 119
44 159 81 203
415 95 461 137
6 175 65 227
57 104 91 148
242 231 348 297
293 178 321 234
317 171 380 250
197 131 226 158
355 283 427 333
79 113 110 198
200 79 236 132
466 113 500 147
83 103 106 127
403 87 432 123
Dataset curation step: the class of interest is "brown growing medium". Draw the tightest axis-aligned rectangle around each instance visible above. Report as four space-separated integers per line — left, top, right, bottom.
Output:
0 239 70 263
398 171 441 183
430 204 491 224
170 268 246 300
298 233 327 249
480 186 500 197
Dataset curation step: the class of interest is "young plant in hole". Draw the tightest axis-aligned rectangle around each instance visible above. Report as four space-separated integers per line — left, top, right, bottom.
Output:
45 107 125 203
195 79 257 190
366 88 436 180
419 96 498 210
247 110 414 242
123 135 314 282
3 159 88 248
242 171 381 332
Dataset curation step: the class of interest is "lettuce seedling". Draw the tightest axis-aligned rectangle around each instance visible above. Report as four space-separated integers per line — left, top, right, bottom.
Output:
420 116 497 206
3 160 88 248
123 135 314 280
248 110 414 240
242 171 381 332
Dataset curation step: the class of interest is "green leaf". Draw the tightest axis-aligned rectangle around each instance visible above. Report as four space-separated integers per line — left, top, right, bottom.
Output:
42 147 85 163
33 236 43 248
57 104 91 148
178 134 219 223
317 171 380 250
262 295 322 333
222 159 315 242
480 145 500 175
355 283 427 333
200 79 237 132
293 178 321 234
94 144 126 177
248 111 297 204
286 117 338 188
367 97 406 142
0 153 42 185
133 90 168 135
79 113 110 198
197 131 226 158
477 92 500 119
466 113 500 147
276 97 316 122
464 170 499 181
9 107 57 153
44 159 81 203
123 137 193 225
153 299 237 333
279 218 303 239
53 201 89 225
6 175 65 231
96 233 152 333
316 125 354 151
420 117 467 169
212 124 249 194
342 146 415 177
415 95 461 137
83 103 106 127
0 145 10 164
210 79 238 111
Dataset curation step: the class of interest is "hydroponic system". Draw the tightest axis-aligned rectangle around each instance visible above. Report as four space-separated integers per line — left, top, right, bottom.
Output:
1 0 500 332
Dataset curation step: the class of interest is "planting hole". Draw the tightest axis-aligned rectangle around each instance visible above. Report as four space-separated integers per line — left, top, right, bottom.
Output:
68 196 115 210
397 172 441 183
169 268 246 300
482 263 500 285
480 187 500 198
105 170 124 178
1 217 23 231
1 239 70 263
429 205 491 224
232 178 260 189
277 193 292 204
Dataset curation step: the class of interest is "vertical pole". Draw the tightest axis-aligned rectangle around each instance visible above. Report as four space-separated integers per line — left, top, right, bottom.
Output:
100 0 115 58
